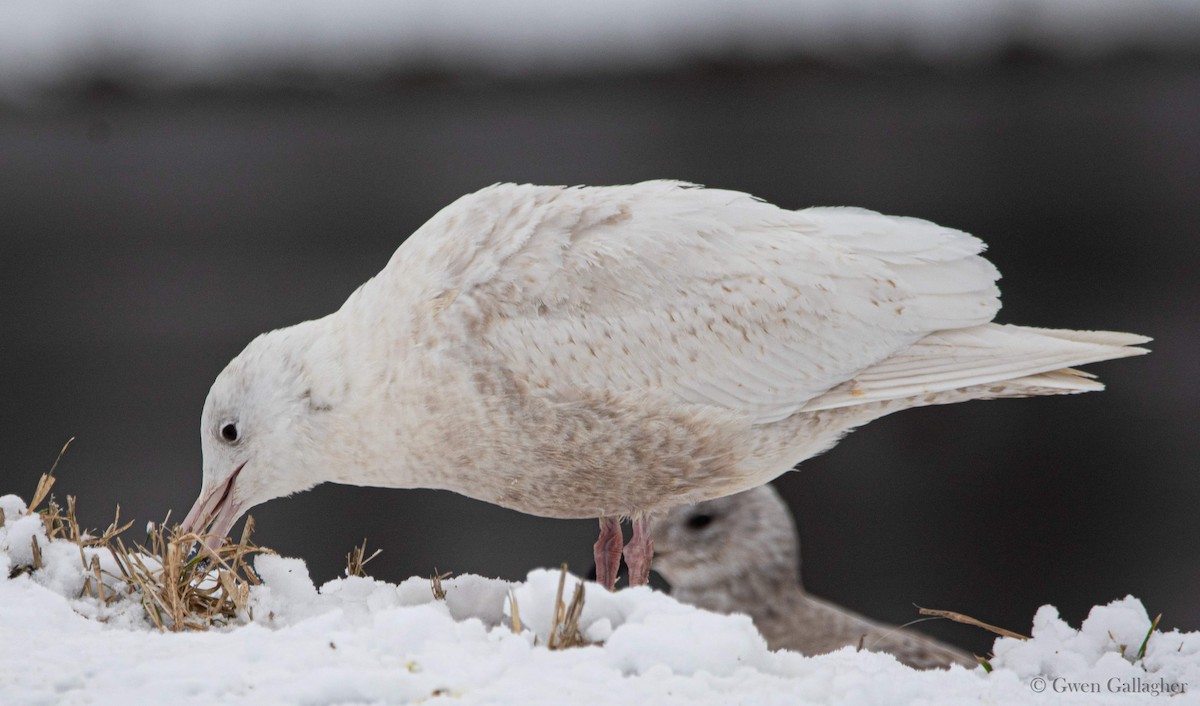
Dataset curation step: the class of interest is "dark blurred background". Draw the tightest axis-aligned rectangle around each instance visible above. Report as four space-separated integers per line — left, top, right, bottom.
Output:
1 1 1197 657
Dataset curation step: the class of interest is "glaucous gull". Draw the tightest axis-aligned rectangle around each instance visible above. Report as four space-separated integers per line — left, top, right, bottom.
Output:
181 181 1148 590
654 485 977 669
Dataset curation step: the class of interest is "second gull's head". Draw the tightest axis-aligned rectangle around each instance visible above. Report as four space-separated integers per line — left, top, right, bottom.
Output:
652 485 800 590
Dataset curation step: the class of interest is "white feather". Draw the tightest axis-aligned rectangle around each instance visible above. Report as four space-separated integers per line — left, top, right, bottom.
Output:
391 181 1009 424
802 324 1150 411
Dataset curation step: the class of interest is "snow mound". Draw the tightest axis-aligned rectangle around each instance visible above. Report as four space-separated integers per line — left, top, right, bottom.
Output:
992 597 1200 697
2 494 1198 705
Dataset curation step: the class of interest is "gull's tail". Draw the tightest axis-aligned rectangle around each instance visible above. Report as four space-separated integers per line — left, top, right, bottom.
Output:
801 324 1150 412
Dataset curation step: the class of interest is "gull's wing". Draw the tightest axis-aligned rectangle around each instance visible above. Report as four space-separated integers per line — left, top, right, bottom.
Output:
390 181 1000 424
802 324 1150 411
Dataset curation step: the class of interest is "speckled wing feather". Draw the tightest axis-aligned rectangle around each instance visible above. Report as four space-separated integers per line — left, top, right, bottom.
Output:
390 181 1001 424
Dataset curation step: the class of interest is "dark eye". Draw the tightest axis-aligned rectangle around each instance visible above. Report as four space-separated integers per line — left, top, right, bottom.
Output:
686 513 713 530
221 423 239 442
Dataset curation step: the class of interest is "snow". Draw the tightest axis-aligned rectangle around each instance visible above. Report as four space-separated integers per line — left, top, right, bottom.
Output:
2 493 1197 705
992 599 1200 696
1 0 1199 100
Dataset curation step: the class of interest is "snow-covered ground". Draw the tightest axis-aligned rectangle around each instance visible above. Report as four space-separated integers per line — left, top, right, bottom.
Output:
1 493 1197 705
2 0 1199 100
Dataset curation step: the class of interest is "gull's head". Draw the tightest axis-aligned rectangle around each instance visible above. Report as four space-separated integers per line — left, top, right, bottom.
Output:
652 485 799 590
182 318 346 544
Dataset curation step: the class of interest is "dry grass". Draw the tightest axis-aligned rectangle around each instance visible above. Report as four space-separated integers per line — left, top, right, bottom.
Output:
915 606 1030 641
912 605 1029 672
546 564 589 650
430 568 451 600
108 517 271 631
7 442 273 632
508 589 523 634
503 564 591 650
345 538 381 578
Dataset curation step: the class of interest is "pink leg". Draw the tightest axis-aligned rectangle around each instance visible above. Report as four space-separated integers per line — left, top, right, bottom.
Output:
622 516 654 587
593 516 624 591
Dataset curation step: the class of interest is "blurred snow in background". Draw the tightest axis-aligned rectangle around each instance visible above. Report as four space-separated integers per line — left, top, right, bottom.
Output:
2 0 1199 99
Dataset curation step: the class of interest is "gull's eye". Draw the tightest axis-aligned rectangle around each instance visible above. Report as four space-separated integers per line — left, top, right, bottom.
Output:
686 513 713 530
221 423 239 443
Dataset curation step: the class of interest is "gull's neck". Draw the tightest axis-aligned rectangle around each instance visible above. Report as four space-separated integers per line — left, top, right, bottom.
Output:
671 564 801 618
313 290 450 491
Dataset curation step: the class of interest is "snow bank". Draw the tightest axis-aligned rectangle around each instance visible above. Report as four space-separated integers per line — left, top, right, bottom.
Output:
991 598 1200 698
1 493 1197 705
2 0 1199 100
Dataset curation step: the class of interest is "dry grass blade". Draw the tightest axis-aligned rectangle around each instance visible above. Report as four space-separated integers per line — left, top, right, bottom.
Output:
547 563 588 650
29 474 57 516
39 497 70 540
561 582 587 645
91 505 133 547
430 568 451 600
64 496 82 542
90 554 105 603
345 538 382 578
916 607 1029 640
508 590 523 635
29 437 74 513
30 536 43 570
227 516 263 585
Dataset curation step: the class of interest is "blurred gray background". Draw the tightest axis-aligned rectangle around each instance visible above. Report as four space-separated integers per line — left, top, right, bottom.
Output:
1 0 1197 657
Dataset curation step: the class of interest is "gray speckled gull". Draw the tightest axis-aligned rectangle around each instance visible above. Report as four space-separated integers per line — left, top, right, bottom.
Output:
179 181 1148 590
653 485 977 669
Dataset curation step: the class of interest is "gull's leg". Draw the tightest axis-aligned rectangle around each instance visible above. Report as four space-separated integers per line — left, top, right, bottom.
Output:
593 516 624 591
622 516 654 588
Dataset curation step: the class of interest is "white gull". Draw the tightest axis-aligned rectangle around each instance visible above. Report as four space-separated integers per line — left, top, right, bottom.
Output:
181 181 1148 590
